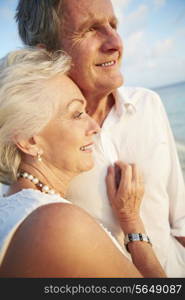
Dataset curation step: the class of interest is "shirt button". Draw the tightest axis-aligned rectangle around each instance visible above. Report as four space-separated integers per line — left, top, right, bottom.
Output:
125 104 135 114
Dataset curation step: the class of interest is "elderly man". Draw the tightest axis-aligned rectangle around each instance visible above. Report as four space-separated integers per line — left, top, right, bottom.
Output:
14 0 185 276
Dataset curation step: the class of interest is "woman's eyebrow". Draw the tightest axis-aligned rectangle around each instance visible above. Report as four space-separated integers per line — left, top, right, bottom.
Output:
67 98 85 109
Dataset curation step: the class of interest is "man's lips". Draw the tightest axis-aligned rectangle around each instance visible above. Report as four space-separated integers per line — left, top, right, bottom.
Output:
95 60 116 67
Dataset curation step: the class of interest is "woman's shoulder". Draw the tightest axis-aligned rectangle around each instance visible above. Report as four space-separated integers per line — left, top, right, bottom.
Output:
0 202 104 276
25 200 99 233
1 200 141 277
2 199 101 250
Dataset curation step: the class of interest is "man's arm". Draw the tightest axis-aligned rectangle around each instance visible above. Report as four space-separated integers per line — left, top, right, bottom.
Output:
158 94 185 246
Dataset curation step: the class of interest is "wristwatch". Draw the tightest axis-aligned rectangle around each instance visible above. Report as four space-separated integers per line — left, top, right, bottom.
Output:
124 233 152 252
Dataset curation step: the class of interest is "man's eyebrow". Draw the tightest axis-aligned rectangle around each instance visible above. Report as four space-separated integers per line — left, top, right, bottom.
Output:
78 16 118 31
78 18 95 31
67 98 85 109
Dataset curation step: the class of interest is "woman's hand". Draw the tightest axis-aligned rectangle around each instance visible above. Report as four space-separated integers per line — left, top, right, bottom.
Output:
106 161 144 231
106 162 166 278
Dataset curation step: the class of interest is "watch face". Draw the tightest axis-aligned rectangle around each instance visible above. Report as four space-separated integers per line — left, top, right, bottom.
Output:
130 233 140 241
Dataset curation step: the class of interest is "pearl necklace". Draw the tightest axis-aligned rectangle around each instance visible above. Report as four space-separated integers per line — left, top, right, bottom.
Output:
18 171 60 196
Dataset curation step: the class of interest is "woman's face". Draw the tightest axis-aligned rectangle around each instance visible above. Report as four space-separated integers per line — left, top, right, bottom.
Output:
38 74 100 175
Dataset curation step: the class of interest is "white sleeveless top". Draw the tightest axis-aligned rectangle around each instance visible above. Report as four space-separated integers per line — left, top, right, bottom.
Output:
0 188 124 265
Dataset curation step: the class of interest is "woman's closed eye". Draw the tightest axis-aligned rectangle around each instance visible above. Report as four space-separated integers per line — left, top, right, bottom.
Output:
74 111 84 119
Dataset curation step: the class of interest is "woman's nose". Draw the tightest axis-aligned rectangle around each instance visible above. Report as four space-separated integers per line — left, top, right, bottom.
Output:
87 116 100 136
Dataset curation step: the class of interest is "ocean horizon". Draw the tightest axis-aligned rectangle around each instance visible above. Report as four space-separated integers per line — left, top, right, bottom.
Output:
153 81 185 179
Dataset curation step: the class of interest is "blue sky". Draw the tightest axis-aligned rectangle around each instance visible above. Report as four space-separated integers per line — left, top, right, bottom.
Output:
0 0 185 88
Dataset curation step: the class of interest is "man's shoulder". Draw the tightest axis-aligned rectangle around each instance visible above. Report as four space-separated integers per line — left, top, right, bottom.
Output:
118 85 162 103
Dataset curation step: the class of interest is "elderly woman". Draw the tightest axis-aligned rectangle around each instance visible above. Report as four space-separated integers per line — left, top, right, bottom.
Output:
0 48 166 277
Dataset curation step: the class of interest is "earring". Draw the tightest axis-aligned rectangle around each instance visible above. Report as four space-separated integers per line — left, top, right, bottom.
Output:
37 151 42 162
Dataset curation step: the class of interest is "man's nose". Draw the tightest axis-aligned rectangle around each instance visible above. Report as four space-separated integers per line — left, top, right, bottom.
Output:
101 27 123 54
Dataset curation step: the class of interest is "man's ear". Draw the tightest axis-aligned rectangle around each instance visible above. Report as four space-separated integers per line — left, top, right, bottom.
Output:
15 136 39 157
36 43 46 49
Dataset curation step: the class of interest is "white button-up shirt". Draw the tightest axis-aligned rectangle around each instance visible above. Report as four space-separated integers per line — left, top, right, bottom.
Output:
67 86 185 277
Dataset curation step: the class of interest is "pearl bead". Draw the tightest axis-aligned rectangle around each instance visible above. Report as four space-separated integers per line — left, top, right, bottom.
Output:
42 185 49 193
32 178 39 184
23 172 28 178
28 175 33 180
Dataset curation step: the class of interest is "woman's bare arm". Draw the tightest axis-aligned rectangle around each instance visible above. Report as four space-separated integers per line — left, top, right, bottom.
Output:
0 162 166 278
0 203 142 278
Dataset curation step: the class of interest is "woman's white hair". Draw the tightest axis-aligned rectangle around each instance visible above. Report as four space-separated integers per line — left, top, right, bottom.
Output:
0 47 71 185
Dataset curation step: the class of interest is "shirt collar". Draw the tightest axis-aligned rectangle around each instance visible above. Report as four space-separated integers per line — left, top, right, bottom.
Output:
112 87 137 117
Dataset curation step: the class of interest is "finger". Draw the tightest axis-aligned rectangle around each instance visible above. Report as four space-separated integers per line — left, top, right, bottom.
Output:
114 161 126 190
132 164 145 194
131 164 139 183
106 166 116 204
118 163 132 195
131 164 138 192
114 163 121 189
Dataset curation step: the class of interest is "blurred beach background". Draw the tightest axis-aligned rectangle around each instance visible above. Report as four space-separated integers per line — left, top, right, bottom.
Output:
0 0 185 180
153 82 185 179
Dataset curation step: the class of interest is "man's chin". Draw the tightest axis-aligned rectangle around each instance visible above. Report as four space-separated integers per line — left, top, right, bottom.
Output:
95 76 123 95
108 74 124 90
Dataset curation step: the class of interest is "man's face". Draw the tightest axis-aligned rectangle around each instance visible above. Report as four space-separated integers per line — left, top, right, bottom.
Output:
60 0 123 98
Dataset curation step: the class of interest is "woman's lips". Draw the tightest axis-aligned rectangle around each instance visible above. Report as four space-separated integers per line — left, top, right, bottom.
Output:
80 143 94 152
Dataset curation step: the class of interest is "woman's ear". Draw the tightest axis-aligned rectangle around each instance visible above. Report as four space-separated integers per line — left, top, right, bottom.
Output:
14 136 39 157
